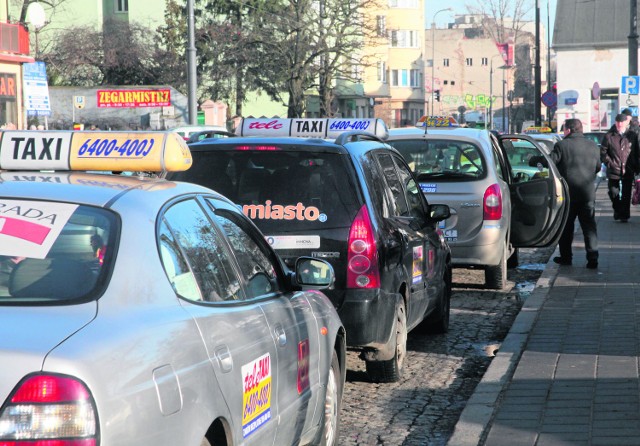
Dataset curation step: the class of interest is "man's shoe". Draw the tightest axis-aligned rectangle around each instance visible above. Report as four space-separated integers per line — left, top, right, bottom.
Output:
553 256 572 266
586 260 598 269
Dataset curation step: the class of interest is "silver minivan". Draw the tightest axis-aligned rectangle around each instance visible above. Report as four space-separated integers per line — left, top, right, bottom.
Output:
387 121 569 289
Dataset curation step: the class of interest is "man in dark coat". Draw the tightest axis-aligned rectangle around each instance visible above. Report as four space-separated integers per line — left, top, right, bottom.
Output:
601 113 639 222
550 118 601 268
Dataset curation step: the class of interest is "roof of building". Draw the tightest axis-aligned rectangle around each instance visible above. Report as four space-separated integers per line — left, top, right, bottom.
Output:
553 0 636 49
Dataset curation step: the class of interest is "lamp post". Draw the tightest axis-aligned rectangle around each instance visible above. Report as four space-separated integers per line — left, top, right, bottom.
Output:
186 0 197 125
489 54 504 130
431 8 452 116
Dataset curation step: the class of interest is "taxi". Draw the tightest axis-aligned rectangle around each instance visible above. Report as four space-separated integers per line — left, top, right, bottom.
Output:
386 116 569 290
0 130 345 446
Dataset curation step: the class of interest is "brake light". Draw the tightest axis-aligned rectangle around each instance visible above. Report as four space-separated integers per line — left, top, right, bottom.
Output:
0 374 98 446
483 183 502 220
347 205 380 289
234 145 281 151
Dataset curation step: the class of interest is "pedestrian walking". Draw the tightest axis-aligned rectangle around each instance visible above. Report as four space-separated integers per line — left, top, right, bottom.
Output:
550 118 601 268
601 113 640 222
622 108 640 135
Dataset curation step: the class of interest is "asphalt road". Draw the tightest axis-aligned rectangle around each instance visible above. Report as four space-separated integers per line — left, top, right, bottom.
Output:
338 246 555 446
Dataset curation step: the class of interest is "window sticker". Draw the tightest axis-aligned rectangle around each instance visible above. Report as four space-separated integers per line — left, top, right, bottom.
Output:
243 201 327 222
420 183 437 193
265 235 320 250
242 353 272 438
0 199 78 258
412 246 424 284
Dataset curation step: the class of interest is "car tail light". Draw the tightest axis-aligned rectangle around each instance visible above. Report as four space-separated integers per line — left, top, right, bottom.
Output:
0 374 98 446
483 183 502 220
347 205 380 289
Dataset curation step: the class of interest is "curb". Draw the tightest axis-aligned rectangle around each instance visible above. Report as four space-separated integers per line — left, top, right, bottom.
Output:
446 252 560 446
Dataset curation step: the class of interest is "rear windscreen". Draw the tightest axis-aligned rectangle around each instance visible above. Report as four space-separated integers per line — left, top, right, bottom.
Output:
0 201 117 304
170 148 361 231
387 139 486 181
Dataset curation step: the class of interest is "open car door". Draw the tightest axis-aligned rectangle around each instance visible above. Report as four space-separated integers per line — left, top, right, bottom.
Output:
499 134 569 247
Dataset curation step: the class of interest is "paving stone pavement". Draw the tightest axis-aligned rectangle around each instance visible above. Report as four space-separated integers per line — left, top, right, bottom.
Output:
449 182 640 446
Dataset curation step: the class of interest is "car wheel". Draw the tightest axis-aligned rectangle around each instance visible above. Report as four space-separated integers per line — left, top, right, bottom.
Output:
507 246 519 269
319 351 342 446
365 301 407 383
419 264 452 334
485 241 507 290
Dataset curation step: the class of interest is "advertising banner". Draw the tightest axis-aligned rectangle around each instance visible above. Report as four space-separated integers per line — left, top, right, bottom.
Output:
96 89 171 108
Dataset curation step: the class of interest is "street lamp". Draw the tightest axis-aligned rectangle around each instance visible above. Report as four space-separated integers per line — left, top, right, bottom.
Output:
431 8 452 116
26 1 46 59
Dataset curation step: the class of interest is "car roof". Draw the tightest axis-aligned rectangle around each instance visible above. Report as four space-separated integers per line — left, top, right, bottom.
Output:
387 126 493 147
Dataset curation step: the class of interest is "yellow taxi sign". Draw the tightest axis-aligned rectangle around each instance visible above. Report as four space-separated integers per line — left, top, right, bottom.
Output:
415 115 459 128
523 126 552 134
0 131 192 172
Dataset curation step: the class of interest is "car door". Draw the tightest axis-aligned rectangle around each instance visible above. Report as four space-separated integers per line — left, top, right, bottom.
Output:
158 197 279 445
497 134 570 247
375 151 430 325
203 197 322 445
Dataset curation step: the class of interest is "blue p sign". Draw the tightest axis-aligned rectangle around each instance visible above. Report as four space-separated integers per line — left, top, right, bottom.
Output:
622 76 640 94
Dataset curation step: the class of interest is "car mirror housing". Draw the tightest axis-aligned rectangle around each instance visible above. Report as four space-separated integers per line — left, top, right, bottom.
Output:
429 204 451 222
294 257 335 289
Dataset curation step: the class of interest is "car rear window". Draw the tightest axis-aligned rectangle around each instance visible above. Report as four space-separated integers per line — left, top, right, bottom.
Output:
170 147 361 231
387 139 486 181
0 200 117 304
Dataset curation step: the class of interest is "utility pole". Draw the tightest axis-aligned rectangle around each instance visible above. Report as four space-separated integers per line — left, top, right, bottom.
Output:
187 0 197 125
547 0 552 125
630 0 638 76
534 0 542 126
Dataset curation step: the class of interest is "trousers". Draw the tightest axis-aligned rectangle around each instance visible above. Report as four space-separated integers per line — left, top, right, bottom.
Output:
607 177 633 220
558 199 598 262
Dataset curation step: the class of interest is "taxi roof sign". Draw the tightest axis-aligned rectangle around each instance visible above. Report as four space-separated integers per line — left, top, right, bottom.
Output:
523 126 552 134
235 118 389 140
0 130 192 172
415 116 459 128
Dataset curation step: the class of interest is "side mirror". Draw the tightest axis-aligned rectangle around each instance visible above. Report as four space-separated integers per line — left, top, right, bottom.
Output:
429 204 451 222
294 257 335 289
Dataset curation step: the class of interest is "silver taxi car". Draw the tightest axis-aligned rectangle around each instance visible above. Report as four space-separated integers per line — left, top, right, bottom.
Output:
0 130 345 446
387 116 569 289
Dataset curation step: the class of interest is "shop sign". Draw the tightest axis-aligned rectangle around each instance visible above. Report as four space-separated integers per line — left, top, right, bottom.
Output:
96 89 171 108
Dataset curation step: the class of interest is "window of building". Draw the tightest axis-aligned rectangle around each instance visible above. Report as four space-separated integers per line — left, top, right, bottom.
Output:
115 0 128 13
377 61 388 83
390 30 419 48
443 58 450 67
391 69 420 87
377 15 386 37
466 58 473 66
482 57 488 66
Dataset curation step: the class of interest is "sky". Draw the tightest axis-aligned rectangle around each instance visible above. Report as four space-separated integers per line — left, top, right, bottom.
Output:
426 0 558 41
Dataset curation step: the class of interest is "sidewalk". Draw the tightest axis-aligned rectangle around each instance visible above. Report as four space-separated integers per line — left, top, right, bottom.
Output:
449 181 640 446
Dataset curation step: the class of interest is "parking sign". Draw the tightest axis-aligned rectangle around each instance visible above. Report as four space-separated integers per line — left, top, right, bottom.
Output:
622 76 640 94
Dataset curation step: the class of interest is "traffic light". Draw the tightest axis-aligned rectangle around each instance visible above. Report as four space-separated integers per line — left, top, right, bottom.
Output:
434 89 441 102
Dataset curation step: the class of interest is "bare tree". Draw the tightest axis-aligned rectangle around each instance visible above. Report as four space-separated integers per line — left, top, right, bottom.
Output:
467 0 533 45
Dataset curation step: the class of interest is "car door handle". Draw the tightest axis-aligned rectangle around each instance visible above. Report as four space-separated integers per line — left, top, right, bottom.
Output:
214 345 233 373
274 323 287 347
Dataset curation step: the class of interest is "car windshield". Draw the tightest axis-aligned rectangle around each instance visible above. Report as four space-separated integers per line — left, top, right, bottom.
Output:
387 139 486 181
0 201 117 304
169 147 361 231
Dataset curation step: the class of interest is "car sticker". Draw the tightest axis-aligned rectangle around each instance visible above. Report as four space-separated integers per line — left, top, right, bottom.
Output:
242 353 272 438
420 183 437 193
444 229 458 242
266 235 320 250
297 339 310 394
412 246 423 284
0 199 78 259
243 201 327 222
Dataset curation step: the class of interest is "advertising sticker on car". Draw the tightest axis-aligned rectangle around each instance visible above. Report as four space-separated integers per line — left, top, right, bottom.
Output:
412 246 423 284
242 353 272 438
420 183 437 193
0 199 77 258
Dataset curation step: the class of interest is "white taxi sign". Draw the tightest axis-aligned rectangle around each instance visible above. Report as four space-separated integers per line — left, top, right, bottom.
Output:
0 130 192 172
235 118 389 140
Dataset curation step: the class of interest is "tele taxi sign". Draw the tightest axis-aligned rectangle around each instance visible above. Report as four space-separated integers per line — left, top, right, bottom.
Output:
235 118 389 140
0 131 192 172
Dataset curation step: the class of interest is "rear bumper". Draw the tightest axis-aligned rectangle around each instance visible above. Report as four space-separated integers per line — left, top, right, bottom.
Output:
338 288 398 350
449 224 505 267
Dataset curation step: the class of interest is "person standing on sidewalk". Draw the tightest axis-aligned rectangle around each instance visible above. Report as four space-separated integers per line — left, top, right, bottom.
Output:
600 113 640 222
550 118 601 268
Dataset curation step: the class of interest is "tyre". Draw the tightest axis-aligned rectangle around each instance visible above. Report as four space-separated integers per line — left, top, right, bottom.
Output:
319 351 342 446
485 241 507 290
417 264 451 334
507 246 519 269
365 301 407 383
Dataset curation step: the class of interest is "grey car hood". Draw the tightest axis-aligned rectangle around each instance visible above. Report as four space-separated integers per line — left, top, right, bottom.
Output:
0 303 96 407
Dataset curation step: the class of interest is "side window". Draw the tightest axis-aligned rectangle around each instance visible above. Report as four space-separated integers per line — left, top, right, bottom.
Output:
502 138 550 183
377 153 409 217
158 221 201 301
161 199 242 302
210 206 282 299
491 137 508 182
392 155 427 219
